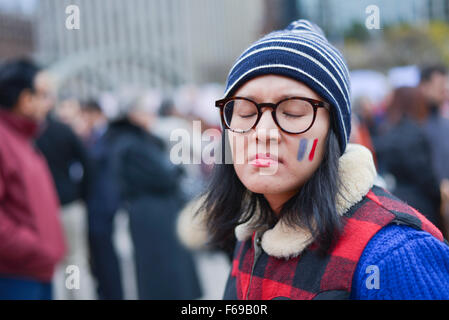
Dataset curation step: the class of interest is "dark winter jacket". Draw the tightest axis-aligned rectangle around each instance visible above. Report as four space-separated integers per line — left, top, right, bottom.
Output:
35 114 91 206
374 117 442 229
86 124 121 224
424 107 449 182
111 119 202 300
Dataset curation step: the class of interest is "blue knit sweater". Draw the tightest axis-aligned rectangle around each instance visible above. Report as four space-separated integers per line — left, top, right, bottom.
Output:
351 224 449 299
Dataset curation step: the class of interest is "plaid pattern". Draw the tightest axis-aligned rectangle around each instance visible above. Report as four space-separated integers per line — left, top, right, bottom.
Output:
223 186 445 300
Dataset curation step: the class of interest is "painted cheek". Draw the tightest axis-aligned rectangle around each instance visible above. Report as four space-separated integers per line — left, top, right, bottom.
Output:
296 138 319 162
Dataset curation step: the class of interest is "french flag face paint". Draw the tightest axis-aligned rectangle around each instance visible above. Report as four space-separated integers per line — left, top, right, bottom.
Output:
297 138 319 162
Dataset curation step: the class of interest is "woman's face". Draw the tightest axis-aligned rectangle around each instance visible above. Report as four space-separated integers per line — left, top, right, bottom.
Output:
228 75 330 210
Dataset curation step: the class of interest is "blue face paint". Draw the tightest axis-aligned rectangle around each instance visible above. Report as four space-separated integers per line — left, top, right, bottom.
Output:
297 138 308 161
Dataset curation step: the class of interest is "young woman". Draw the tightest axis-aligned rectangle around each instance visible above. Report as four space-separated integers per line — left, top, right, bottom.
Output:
177 20 449 300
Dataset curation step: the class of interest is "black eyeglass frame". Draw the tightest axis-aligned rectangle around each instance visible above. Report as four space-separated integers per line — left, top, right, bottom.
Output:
215 96 331 134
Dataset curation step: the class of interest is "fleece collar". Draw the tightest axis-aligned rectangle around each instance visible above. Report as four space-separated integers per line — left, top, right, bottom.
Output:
234 143 377 259
176 143 377 259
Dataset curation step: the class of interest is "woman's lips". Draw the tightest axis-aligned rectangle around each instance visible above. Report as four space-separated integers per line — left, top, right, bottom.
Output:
249 153 280 168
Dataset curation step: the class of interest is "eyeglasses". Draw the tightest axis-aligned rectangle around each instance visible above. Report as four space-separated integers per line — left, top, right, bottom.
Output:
215 96 330 134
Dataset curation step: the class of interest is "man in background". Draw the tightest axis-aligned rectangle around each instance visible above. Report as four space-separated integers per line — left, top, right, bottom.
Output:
419 65 449 182
0 59 65 299
419 65 449 237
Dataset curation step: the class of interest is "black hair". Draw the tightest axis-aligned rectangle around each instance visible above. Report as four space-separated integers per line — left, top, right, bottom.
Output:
82 99 103 113
0 58 41 110
420 64 447 84
197 120 343 257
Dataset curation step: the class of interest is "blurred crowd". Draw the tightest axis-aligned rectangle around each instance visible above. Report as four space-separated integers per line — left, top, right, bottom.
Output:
350 65 449 238
0 59 222 300
0 58 449 300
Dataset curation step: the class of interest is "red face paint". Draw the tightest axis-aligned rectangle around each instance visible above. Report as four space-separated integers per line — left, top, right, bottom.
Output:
308 138 318 161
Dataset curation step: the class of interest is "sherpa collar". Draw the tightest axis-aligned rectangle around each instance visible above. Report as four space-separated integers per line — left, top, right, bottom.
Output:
176 143 377 259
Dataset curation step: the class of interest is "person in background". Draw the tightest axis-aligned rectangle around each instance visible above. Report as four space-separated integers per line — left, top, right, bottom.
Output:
0 59 65 299
111 89 202 300
419 65 449 237
34 77 95 300
350 96 377 166
153 97 207 200
54 98 86 138
81 100 108 148
374 87 443 230
419 65 449 182
83 99 124 300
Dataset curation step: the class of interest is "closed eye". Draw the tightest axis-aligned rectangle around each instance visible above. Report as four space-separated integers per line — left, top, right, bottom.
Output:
282 112 303 118
239 113 257 118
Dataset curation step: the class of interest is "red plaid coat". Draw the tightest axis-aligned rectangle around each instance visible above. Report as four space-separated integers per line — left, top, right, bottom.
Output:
223 186 445 300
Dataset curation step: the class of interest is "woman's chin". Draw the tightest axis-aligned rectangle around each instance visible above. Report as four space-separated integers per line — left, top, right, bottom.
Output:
244 176 289 195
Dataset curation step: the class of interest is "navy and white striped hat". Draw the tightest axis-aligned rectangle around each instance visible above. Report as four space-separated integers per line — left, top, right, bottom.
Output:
223 19 351 152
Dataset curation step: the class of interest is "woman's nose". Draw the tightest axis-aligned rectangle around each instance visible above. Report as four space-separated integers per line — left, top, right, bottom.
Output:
255 109 280 143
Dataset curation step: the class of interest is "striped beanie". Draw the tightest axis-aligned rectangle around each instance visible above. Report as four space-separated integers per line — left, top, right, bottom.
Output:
223 19 351 152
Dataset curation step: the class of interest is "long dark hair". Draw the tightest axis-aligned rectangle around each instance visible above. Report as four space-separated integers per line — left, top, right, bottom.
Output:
197 121 343 257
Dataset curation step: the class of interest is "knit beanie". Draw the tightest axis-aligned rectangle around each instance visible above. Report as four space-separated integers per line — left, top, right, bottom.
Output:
223 19 351 153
